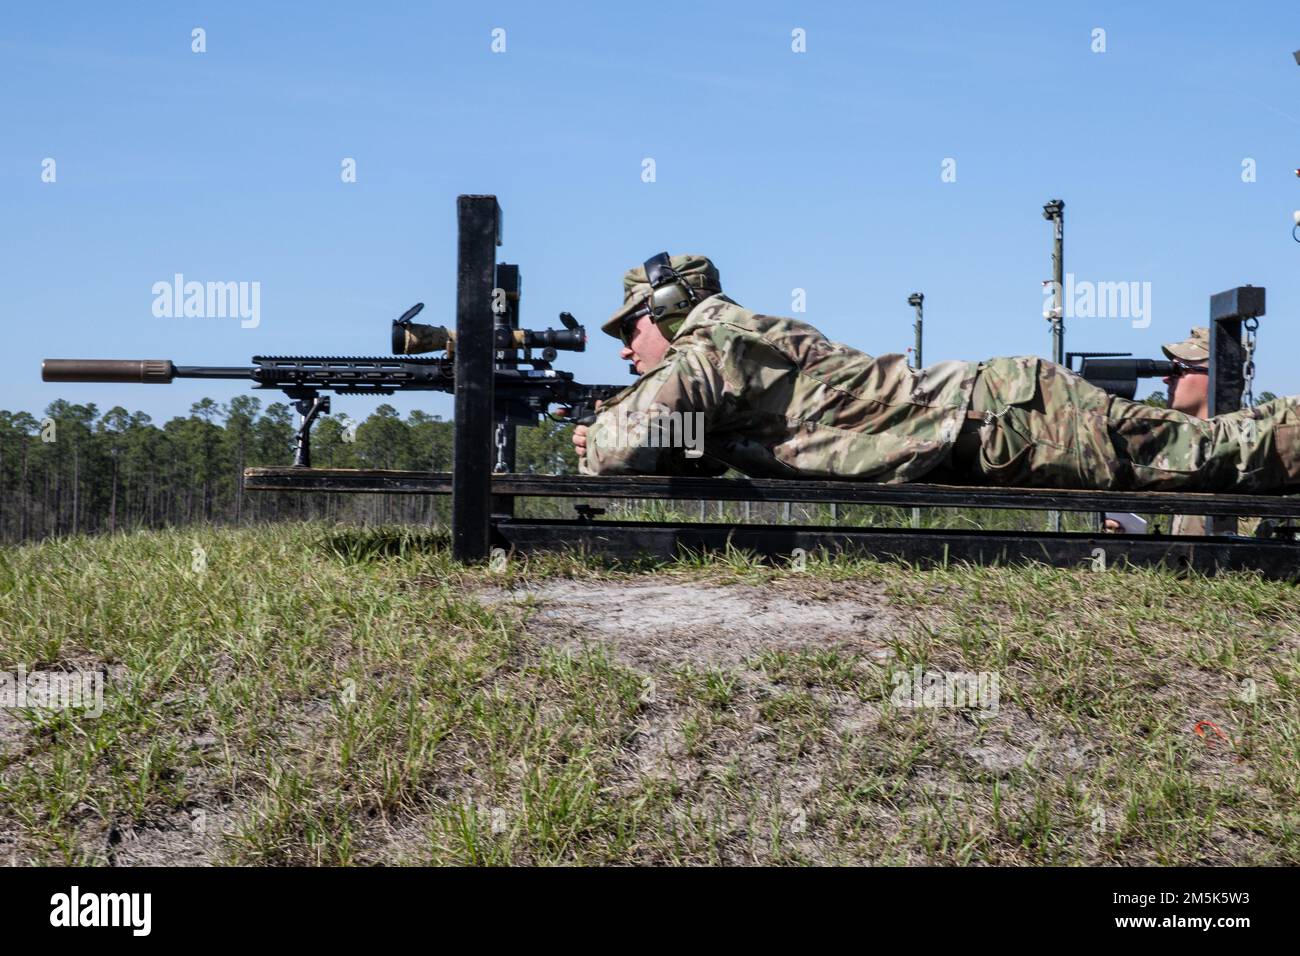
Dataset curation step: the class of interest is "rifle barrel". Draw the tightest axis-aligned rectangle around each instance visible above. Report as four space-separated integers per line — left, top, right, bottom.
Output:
42 359 179 383
174 366 258 380
42 359 260 384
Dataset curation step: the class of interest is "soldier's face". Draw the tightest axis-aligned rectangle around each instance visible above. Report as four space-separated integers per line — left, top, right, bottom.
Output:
619 315 671 374
1165 361 1208 417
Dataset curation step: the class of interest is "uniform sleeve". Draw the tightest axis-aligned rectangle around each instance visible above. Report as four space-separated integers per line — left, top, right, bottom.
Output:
581 347 729 476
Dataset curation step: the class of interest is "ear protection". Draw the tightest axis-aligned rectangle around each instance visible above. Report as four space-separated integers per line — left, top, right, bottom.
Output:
643 252 701 322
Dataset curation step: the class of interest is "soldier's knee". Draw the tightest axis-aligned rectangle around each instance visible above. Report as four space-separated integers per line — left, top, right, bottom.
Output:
1272 424 1300 485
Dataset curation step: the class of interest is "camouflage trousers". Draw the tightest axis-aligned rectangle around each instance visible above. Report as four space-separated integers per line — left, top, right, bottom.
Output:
950 358 1300 493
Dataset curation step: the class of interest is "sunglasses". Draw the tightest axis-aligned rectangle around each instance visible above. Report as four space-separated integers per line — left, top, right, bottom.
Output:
1169 360 1208 376
619 306 651 346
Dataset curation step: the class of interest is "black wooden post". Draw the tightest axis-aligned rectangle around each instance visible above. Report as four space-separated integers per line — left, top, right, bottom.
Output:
1207 286 1263 416
1206 285 1265 535
452 195 502 562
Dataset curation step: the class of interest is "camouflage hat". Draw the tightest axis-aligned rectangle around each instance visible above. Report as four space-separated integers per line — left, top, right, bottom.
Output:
1161 327 1210 364
601 254 722 341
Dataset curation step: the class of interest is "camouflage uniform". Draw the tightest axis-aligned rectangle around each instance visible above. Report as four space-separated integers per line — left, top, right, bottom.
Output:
1162 328 1212 535
585 294 981 480
1157 328 1266 536
583 268 1300 494
951 353 1299 493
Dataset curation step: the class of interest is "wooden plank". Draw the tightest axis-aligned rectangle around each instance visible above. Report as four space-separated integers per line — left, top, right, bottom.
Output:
492 518 1300 580
242 467 1300 519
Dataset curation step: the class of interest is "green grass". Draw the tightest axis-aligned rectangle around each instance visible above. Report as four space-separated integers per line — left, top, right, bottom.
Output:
0 522 1296 865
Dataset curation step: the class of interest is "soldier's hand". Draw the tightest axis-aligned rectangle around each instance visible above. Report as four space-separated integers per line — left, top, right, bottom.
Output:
556 399 602 420
573 424 588 459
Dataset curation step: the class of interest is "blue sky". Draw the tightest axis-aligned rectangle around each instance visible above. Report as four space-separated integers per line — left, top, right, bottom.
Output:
5 1 1299 424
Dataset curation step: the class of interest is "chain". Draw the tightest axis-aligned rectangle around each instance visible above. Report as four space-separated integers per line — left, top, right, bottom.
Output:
493 423 508 473
1241 317 1258 408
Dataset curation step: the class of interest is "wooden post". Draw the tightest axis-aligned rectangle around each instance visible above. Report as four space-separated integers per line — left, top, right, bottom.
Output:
452 195 502 562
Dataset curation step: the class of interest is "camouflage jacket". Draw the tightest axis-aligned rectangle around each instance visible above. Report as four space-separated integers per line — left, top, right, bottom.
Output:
581 295 981 482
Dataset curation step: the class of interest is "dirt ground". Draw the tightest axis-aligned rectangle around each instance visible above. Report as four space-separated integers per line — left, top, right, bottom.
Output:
482 577 907 670
476 576 1106 862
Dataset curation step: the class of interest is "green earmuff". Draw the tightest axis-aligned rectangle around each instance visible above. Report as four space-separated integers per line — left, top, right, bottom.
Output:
643 252 700 327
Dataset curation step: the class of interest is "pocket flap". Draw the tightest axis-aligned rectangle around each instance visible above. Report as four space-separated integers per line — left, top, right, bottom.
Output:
983 356 1039 407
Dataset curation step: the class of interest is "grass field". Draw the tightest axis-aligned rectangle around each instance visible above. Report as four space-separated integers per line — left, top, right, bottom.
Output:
1 521 1296 865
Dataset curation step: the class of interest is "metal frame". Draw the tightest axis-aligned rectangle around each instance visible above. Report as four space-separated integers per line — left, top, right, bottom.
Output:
242 467 1300 579
492 518 1300 580
243 195 1300 579
1207 285 1262 417
491 262 521 520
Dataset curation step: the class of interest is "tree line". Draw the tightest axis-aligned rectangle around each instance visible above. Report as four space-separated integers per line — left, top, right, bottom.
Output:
0 397 577 544
1 387 1263 545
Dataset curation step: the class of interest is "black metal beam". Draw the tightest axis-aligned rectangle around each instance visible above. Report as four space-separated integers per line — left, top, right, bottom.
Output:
492 262 520 518
492 518 1300 581
452 195 502 562
242 468 1300 519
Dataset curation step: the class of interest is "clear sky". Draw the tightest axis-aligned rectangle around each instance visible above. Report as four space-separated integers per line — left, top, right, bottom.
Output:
5 1 1300 424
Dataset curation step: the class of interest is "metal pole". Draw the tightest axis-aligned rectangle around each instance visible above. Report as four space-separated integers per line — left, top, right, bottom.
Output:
908 292 924 529
1043 199 1065 366
908 292 924 370
1043 199 1065 533
491 263 520 518
452 195 502 563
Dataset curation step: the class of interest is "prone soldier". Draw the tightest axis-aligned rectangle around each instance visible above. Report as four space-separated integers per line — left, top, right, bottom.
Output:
1161 328 1213 534
1103 327 1212 533
573 254 1300 496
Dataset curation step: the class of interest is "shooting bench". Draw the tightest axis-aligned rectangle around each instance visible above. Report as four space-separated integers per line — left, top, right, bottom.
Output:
243 195 1300 580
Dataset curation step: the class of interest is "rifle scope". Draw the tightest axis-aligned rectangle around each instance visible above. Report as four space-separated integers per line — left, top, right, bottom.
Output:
1077 357 1176 400
392 309 587 356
